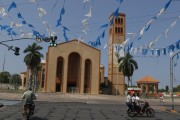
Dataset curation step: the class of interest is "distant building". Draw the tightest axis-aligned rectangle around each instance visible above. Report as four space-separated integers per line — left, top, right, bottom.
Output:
136 76 159 94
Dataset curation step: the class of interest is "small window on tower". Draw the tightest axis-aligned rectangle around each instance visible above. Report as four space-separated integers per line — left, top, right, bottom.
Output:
116 18 123 25
115 27 123 35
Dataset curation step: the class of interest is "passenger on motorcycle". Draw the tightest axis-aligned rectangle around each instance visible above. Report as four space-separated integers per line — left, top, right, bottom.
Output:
135 93 143 114
22 87 36 115
126 92 132 109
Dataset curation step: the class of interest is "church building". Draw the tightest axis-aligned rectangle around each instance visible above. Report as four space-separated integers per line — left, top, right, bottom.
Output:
20 13 126 95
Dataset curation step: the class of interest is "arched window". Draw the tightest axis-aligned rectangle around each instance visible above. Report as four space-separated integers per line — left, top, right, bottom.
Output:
84 59 91 93
56 57 64 92
67 52 81 93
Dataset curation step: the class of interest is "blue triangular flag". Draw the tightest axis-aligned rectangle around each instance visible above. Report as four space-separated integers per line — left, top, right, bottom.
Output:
61 7 65 15
8 2 17 12
101 30 105 38
56 17 62 27
96 36 101 46
156 49 160 56
100 23 108 29
142 49 148 55
2 25 10 30
164 0 172 11
28 24 34 28
11 31 17 36
6 27 13 33
17 13 23 19
151 49 154 55
114 7 119 19
22 20 27 24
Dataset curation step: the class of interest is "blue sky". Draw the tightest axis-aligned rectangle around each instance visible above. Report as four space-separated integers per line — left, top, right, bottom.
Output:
0 0 180 89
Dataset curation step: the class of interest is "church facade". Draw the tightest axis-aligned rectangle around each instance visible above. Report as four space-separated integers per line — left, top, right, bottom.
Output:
21 40 102 94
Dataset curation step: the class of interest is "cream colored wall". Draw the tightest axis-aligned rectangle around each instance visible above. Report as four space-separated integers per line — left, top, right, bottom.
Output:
100 67 105 83
46 40 100 94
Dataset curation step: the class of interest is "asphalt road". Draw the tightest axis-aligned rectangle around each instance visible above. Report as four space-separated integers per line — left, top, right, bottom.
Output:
0 101 180 120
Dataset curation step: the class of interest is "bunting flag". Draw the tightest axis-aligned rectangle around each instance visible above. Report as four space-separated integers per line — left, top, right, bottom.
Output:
0 7 7 16
114 7 119 19
83 0 90 4
38 8 47 17
85 6 92 18
6 1 44 38
17 13 23 19
31 1 52 36
8 2 17 12
128 36 180 57
56 0 65 27
100 23 108 29
62 26 69 41
138 0 172 40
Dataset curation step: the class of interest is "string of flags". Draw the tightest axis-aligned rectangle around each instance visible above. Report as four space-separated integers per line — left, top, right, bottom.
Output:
56 0 69 41
138 0 172 40
114 38 180 58
79 0 94 42
7 1 45 39
30 0 56 37
89 0 124 48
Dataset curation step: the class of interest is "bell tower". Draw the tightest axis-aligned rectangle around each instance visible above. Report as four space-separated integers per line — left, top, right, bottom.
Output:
108 13 126 95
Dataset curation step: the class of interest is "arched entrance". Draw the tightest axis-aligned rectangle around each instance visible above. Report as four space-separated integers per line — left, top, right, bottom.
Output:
84 59 91 93
56 57 64 92
67 52 81 93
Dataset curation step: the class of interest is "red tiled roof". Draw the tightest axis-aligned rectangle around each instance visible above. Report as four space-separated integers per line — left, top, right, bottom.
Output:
136 76 159 83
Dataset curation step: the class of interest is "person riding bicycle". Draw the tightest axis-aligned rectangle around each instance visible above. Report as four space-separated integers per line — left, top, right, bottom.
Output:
22 87 36 115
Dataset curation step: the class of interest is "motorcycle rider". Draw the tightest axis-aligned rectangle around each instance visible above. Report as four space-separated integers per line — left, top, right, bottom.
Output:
126 92 132 109
22 87 36 115
131 93 136 113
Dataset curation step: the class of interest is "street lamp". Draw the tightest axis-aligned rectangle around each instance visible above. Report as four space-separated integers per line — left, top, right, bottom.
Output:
170 51 180 110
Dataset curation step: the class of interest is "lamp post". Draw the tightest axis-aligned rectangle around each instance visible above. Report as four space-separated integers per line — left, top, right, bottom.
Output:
170 51 180 110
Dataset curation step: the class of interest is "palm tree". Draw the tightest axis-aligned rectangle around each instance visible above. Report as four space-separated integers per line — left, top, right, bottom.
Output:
24 42 43 92
34 63 42 92
116 52 138 87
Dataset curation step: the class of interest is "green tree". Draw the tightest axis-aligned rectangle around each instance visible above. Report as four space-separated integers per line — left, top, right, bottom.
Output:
9 74 22 89
34 63 42 92
0 71 11 84
116 52 138 87
176 85 180 92
24 42 43 92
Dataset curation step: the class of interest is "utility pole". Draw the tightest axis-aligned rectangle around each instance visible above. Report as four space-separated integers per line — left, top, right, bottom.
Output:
2 55 6 72
170 51 180 110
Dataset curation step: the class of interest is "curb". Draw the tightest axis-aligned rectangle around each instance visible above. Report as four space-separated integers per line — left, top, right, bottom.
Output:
162 108 180 113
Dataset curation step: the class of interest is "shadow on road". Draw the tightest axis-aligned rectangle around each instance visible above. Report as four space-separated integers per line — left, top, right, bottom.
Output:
29 116 48 120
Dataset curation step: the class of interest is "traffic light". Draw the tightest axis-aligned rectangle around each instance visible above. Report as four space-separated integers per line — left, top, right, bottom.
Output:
50 36 57 47
14 47 20 56
36 36 42 43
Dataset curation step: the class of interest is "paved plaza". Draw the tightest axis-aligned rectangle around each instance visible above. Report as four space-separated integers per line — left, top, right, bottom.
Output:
0 93 180 120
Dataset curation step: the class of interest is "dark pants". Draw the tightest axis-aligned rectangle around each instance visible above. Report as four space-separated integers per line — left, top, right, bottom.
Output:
126 102 133 111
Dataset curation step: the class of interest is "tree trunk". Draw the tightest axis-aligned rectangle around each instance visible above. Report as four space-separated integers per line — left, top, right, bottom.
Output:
128 77 130 87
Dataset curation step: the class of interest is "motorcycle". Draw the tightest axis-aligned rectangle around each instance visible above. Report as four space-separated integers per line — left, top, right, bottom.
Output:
127 101 155 117
23 103 34 120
